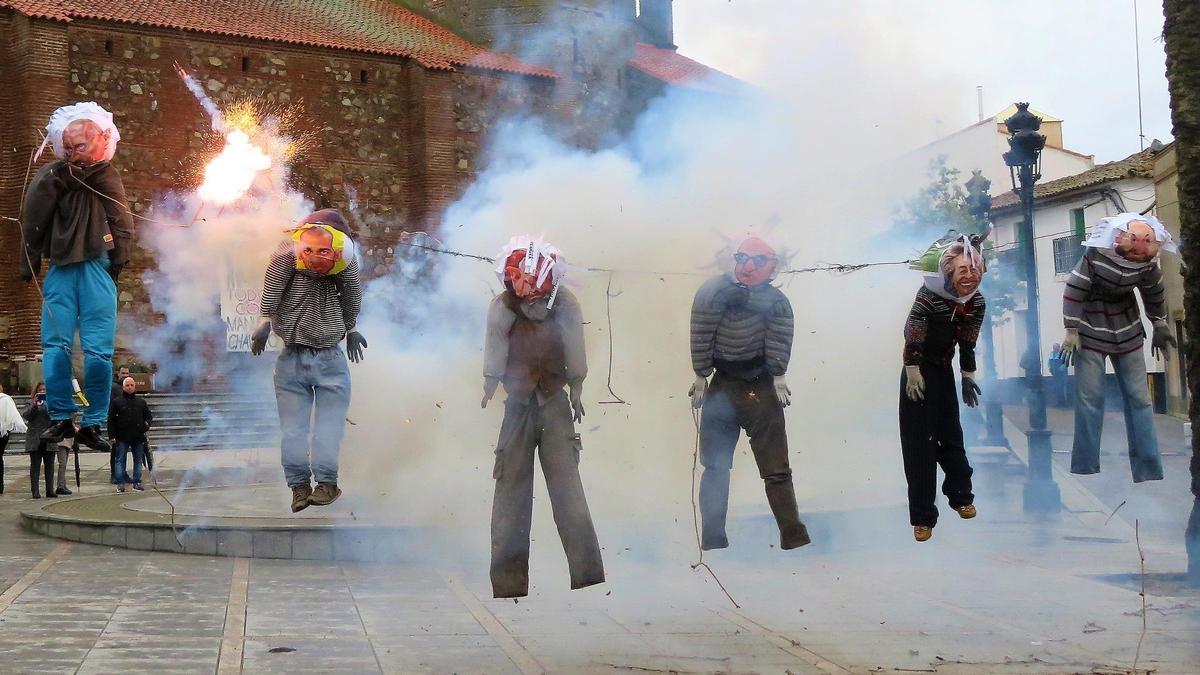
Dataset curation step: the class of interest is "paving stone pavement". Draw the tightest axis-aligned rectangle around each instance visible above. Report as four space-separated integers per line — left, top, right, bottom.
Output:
0 447 1197 674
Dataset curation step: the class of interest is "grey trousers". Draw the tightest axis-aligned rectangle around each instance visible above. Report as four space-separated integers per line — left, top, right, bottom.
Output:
490 392 604 598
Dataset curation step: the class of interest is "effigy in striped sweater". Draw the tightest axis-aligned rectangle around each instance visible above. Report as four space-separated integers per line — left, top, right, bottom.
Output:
1060 213 1178 484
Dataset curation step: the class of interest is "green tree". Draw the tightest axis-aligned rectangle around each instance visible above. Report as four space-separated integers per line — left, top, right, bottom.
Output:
891 159 1022 319
890 156 974 239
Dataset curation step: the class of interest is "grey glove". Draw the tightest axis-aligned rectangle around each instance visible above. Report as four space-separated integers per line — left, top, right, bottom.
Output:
569 381 585 423
774 375 791 408
961 371 981 408
904 365 925 402
346 330 368 363
481 377 499 409
250 319 271 356
688 375 708 409
1151 320 1176 361
1060 328 1080 367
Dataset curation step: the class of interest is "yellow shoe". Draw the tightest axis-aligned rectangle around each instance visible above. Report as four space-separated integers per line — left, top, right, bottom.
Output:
956 504 977 519
914 526 932 542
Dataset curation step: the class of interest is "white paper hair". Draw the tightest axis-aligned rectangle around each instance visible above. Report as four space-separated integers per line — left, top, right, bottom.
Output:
1083 212 1177 256
494 235 566 307
41 102 121 162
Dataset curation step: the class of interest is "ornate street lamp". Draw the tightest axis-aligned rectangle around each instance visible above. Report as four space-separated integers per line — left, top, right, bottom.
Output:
964 170 1008 448
1003 102 1061 514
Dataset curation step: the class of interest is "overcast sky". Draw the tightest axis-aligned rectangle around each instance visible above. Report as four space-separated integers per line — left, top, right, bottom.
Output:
672 0 1173 164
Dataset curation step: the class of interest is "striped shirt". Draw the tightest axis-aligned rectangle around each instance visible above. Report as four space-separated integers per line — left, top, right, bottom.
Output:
1062 248 1166 355
259 240 362 349
691 275 793 378
902 286 985 371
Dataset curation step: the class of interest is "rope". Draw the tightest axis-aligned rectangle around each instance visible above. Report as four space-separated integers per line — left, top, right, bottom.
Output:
689 406 739 608
388 237 916 278
597 272 628 405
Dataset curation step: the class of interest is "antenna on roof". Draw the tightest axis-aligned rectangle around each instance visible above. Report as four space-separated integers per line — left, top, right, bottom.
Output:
1133 0 1146 150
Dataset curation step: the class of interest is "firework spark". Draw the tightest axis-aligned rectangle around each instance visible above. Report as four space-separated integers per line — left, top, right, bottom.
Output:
175 65 306 207
196 130 272 204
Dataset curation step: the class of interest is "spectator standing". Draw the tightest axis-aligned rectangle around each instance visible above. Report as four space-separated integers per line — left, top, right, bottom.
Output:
22 383 58 498
108 376 151 492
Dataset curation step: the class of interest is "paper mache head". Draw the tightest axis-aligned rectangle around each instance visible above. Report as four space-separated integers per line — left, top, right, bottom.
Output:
43 102 121 165
495 236 564 307
291 209 354 276
1083 212 1176 266
911 227 989 301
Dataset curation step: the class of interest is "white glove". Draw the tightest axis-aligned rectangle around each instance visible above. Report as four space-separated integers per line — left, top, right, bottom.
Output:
688 375 708 409
1060 328 1080 367
774 375 791 407
905 365 925 402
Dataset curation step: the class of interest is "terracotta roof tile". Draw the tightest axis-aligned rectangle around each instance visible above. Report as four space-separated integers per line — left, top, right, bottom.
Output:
0 0 556 77
990 148 1156 211
627 42 739 94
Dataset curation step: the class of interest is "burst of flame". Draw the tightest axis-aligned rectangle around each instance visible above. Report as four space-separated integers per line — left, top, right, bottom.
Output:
196 130 272 204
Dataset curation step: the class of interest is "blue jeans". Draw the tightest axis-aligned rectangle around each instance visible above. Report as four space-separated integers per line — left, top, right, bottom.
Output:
114 441 146 485
1070 348 1163 482
41 257 117 427
274 346 351 486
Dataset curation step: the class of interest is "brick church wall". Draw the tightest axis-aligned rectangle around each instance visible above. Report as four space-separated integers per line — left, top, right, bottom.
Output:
0 11 553 390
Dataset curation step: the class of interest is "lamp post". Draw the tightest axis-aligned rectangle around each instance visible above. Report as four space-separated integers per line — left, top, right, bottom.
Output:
964 170 1008 448
1003 102 1061 514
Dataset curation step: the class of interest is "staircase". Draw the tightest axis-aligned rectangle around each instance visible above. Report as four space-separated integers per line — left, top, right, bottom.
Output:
4 393 280 452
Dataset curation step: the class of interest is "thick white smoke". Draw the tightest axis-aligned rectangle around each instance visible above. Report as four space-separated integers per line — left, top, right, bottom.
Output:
337 81 933 577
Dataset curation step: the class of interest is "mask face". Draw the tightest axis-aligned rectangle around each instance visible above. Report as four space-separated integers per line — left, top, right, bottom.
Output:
948 253 982 297
733 237 779 286
504 250 555 301
294 226 343 275
1114 220 1160 263
62 120 110 167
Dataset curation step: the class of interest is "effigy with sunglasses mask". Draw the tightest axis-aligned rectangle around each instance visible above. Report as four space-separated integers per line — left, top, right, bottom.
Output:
687 237 811 552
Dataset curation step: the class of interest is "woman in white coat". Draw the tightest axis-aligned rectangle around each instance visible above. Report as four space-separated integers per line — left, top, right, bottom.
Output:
0 383 30 493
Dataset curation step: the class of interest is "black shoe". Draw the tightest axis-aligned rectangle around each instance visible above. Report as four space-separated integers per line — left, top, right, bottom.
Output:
75 425 111 453
46 490 58 499
117 484 126 493
56 487 72 496
40 419 76 443
132 483 144 492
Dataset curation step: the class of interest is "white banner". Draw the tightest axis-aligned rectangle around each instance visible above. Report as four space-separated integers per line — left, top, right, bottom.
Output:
221 263 282 352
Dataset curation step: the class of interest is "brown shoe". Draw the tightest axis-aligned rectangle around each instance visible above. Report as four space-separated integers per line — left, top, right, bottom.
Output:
914 525 933 542
308 482 341 507
290 484 313 513
956 504 977 519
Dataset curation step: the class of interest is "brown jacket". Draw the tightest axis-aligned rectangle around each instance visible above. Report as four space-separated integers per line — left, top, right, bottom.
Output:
21 160 134 275
484 289 586 400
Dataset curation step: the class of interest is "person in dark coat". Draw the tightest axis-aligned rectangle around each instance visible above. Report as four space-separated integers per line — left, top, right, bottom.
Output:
22 383 58 498
108 377 152 492
900 235 986 543
22 103 132 453
108 365 130 483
